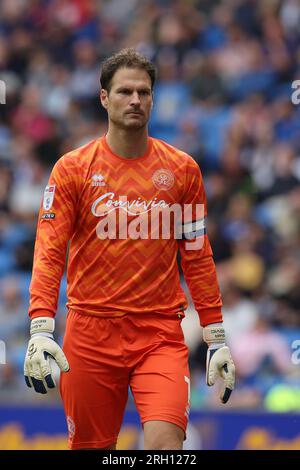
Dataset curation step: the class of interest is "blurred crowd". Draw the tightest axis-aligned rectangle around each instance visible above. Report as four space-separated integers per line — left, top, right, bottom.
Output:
0 0 300 411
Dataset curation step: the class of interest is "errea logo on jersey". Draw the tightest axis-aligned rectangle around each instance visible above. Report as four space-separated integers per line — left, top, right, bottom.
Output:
91 173 106 187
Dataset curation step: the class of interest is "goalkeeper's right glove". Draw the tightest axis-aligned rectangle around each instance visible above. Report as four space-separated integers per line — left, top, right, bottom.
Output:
24 317 69 394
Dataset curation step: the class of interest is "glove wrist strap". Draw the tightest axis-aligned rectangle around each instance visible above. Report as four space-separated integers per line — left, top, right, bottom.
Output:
203 323 225 346
30 317 55 337
31 332 54 339
208 342 226 350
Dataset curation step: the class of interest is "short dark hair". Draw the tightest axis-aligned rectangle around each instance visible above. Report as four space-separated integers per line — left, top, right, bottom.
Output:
100 48 156 93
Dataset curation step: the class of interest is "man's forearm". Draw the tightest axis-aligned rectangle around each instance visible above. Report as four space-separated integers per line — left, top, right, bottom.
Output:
29 238 68 319
181 253 223 326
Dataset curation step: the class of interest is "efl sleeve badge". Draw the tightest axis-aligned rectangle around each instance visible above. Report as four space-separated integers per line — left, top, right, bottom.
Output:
43 185 56 210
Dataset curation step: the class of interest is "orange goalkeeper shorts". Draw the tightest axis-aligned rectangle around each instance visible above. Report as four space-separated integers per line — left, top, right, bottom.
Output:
59 309 190 450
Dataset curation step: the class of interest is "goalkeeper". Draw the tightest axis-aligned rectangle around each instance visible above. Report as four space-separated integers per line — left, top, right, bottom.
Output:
24 48 235 450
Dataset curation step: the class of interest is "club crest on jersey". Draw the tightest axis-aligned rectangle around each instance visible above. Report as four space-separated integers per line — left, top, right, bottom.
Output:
43 185 55 210
91 173 106 187
152 169 174 191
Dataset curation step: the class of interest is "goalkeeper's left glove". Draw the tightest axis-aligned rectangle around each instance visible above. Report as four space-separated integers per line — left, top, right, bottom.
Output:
203 323 235 404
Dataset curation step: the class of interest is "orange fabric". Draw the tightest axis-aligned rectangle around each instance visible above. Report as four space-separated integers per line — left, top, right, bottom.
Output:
60 310 190 449
29 135 222 326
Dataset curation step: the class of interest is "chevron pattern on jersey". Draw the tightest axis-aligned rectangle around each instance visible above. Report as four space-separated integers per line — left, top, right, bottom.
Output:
29 136 222 325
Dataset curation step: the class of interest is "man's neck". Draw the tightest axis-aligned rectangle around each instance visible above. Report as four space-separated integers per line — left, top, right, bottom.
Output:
105 127 149 159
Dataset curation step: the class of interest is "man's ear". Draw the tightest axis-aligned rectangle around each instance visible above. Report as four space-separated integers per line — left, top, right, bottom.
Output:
100 89 108 109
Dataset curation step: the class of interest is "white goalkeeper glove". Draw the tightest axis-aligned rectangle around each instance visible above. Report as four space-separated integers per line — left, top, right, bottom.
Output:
24 317 70 394
203 323 235 404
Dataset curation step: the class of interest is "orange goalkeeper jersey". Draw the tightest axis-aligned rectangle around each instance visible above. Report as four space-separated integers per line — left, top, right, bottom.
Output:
29 136 222 326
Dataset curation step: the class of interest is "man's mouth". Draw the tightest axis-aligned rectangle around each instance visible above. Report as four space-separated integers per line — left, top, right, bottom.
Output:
126 111 143 116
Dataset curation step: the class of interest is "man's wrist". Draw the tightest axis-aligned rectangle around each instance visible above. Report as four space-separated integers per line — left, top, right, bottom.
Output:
203 323 226 346
30 317 55 336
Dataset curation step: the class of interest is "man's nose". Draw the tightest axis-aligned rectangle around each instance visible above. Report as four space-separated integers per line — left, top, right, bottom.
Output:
130 91 141 105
